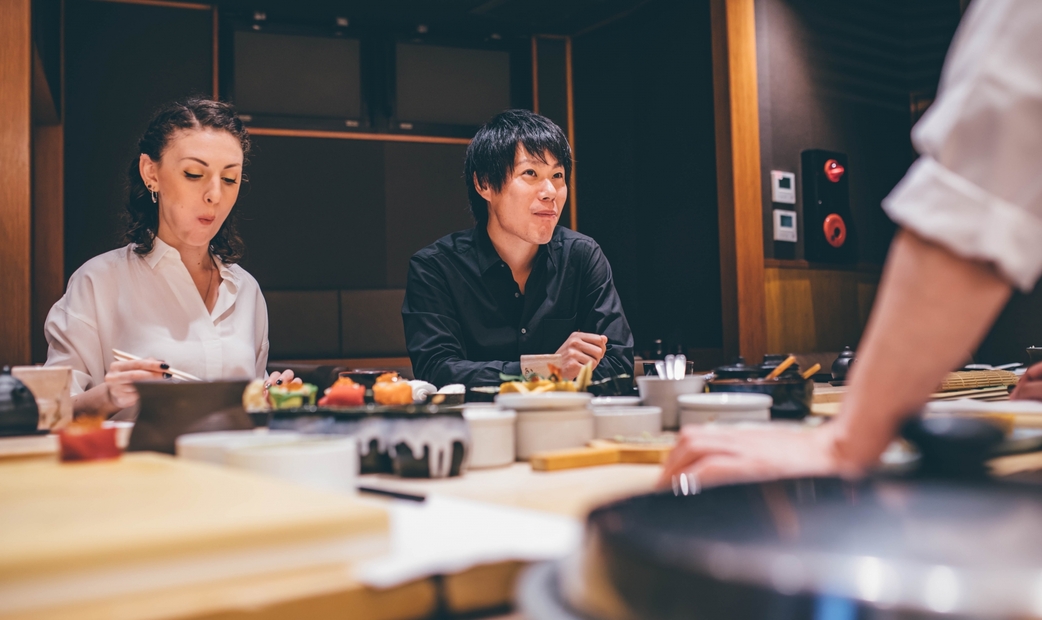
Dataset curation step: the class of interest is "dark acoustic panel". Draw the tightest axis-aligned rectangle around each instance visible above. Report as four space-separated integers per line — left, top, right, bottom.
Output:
265 290 341 359
395 43 511 126
64 1 213 278
383 142 473 288
341 289 408 357
235 135 386 290
233 31 362 120
535 37 569 135
573 0 721 354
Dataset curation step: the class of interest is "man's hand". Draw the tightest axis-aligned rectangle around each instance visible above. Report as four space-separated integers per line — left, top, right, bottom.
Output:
658 424 850 490
554 332 608 380
1011 362 1042 401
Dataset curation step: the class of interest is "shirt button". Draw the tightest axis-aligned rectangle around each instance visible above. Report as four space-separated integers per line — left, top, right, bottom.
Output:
521 328 527 334
514 292 520 298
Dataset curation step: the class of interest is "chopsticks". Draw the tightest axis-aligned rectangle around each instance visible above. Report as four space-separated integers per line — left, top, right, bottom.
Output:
801 363 822 380
765 355 797 380
112 349 202 382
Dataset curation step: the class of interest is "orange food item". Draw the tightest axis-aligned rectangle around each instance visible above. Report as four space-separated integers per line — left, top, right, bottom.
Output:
376 372 401 384
372 380 413 405
318 381 365 407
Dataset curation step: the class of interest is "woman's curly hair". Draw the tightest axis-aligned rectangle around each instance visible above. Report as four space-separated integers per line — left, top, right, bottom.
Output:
125 98 251 263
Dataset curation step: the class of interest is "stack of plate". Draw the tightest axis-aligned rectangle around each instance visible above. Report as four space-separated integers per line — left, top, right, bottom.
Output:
495 392 595 460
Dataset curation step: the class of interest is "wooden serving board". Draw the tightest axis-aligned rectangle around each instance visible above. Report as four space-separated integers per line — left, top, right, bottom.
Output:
530 440 674 471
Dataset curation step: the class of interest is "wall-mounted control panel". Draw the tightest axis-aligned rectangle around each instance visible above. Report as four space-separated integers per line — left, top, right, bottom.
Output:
802 149 856 263
771 170 797 204
773 209 798 242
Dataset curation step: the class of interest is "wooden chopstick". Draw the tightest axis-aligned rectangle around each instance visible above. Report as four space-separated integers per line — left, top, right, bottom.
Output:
766 355 797 380
801 363 822 380
112 349 202 382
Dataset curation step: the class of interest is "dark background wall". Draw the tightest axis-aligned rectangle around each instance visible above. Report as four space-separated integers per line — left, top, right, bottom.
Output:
573 0 721 359
64 0 214 278
755 0 961 264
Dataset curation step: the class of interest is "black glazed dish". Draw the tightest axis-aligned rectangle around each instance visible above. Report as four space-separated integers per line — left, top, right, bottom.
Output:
707 377 813 420
536 418 1042 620
269 405 470 478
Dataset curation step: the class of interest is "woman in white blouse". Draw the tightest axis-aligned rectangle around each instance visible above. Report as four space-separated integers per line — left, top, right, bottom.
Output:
45 98 296 417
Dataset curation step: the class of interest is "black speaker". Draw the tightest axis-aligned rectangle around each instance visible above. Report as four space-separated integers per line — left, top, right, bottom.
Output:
802 149 857 263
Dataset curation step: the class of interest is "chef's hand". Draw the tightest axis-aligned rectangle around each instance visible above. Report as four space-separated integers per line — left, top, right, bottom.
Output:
657 424 848 490
1011 362 1042 401
265 369 303 390
555 332 609 380
105 358 169 410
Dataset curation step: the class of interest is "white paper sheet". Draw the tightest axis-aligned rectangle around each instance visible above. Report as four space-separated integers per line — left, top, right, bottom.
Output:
354 494 581 588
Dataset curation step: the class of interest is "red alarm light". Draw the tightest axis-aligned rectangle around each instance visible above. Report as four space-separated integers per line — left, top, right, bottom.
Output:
824 159 845 183
823 213 847 248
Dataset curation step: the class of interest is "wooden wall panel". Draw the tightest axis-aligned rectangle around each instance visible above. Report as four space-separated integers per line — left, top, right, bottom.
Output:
0 0 33 366
712 0 767 363
33 124 63 363
764 266 879 354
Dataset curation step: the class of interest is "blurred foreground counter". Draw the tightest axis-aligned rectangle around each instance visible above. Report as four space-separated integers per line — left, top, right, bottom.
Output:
0 452 660 620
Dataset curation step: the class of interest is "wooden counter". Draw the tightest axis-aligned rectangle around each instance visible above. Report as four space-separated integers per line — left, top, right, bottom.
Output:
0 452 660 620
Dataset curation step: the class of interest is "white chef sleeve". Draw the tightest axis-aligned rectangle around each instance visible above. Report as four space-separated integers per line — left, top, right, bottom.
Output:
882 0 1042 292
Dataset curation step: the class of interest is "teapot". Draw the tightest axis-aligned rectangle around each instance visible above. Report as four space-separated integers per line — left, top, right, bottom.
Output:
831 345 856 381
0 366 40 436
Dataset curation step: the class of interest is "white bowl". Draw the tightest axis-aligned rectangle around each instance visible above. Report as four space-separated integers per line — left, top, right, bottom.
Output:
677 393 772 425
592 406 662 439
636 376 705 430
590 396 642 408
463 406 517 469
175 430 302 465
227 436 358 494
496 391 593 411
516 408 594 460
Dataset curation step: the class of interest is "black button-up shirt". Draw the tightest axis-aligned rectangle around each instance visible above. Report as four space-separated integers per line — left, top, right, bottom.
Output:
402 225 634 387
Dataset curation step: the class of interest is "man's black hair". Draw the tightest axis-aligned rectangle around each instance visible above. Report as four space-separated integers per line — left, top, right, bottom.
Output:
464 109 572 226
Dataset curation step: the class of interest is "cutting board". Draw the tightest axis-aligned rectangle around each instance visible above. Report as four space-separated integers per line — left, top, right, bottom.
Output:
530 439 674 471
0 453 388 617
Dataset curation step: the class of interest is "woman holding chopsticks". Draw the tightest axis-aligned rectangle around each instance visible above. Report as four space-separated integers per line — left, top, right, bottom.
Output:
44 98 298 418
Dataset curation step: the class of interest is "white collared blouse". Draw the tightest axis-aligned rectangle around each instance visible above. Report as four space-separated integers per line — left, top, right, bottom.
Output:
44 238 269 394
883 0 1042 292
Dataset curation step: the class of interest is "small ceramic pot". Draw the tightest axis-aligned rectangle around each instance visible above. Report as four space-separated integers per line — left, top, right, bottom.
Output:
677 393 772 425
516 408 594 460
463 406 516 468
636 376 705 430
592 406 662 439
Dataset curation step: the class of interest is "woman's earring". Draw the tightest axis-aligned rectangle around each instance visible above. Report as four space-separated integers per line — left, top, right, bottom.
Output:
150 188 157 204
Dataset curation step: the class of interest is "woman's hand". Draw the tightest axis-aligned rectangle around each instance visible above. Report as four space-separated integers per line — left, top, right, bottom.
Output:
265 369 302 390
1011 362 1042 401
657 424 851 490
104 358 169 410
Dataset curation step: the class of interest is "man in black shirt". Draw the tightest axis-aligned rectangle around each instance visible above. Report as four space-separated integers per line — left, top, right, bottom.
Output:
402 110 634 387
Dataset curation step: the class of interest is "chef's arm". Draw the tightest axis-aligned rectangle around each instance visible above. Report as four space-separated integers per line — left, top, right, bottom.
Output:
828 229 1011 473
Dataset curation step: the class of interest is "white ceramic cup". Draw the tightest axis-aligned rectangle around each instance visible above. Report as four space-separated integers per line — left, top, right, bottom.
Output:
520 354 564 379
515 408 594 460
463 406 517 469
677 393 773 425
227 436 358 494
636 375 705 430
592 406 662 439
12 366 73 431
